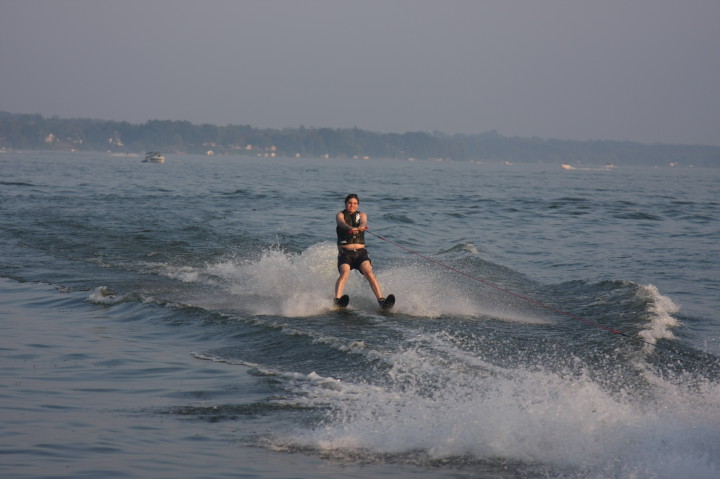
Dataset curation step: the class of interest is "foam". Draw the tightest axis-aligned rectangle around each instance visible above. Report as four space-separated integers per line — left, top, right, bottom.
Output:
274 332 720 478
200 242 551 323
637 284 680 349
85 286 128 305
189 245 717 476
219 242 340 317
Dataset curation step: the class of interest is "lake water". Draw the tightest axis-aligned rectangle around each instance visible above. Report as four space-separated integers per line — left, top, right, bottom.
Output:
1 151 719 478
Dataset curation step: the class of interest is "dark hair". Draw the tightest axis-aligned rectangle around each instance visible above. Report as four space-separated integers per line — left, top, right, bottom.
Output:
344 194 359 203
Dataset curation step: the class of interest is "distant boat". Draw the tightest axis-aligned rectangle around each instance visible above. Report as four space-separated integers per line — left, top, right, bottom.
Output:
562 163 616 171
143 152 166 163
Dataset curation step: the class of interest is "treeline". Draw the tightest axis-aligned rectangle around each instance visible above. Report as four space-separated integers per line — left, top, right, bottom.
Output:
1 111 718 166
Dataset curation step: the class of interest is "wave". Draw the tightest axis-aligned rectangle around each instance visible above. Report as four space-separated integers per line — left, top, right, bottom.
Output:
439 242 480 255
85 285 141 305
636 284 681 349
99 240 688 364
0 180 36 187
186 242 551 323
613 211 663 221
77 242 718 478
267 327 720 478
187 251 716 477
118 241 688 342
380 213 416 224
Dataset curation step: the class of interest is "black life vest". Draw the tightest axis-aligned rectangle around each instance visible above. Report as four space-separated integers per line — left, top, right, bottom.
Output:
336 209 365 245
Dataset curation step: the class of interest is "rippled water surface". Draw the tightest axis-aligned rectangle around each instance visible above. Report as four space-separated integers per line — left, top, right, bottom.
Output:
1 151 719 478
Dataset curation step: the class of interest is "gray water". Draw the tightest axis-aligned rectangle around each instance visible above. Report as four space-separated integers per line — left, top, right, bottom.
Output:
1 151 719 478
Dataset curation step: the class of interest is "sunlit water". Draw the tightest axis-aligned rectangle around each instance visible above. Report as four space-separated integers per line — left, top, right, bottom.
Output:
1 151 719 478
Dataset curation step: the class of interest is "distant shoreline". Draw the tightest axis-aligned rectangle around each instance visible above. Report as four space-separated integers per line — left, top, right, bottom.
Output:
2 112 718 167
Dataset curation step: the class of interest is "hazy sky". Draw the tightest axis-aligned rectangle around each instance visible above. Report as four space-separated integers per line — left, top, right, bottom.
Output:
2 0 719 145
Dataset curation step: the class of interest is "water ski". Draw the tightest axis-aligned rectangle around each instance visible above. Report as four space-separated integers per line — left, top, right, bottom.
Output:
334 295 349 308
379 294 395 311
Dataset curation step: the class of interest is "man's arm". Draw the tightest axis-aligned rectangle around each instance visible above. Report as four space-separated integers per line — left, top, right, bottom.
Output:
336 211 352 232
357 212 368 232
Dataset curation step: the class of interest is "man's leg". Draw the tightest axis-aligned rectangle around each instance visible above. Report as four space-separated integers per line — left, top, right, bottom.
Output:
335 263 351 299
359 261 383 300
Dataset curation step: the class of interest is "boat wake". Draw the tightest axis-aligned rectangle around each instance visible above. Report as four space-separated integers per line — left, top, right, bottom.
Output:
87 240 719 478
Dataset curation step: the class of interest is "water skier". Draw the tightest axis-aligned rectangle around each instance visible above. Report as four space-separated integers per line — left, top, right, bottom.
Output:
334 194 392 309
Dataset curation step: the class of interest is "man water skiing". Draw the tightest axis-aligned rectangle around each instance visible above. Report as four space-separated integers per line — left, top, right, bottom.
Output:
334 194 393 309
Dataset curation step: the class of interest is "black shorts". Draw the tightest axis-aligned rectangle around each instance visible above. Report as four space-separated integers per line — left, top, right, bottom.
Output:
338 248 372 273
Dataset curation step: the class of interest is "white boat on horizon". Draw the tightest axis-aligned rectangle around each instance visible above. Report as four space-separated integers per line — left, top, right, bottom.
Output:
143 152 166 163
